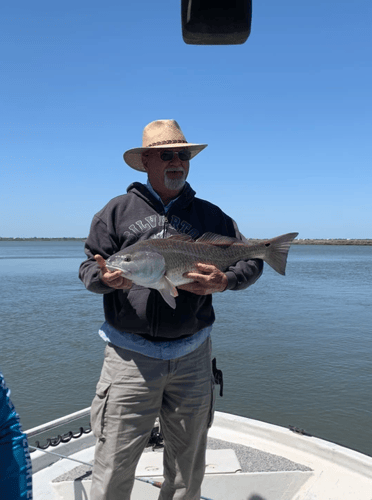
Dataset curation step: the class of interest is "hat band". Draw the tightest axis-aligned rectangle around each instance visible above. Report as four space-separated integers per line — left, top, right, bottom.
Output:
146 139 188 147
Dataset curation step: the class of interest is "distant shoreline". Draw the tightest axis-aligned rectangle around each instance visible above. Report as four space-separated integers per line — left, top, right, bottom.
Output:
0 237 87 242
251 239 372 246
1 237 371 245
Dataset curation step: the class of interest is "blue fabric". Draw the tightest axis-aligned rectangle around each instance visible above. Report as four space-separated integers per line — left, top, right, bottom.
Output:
99 322 212 360
146 180 180 213
0 373 33 499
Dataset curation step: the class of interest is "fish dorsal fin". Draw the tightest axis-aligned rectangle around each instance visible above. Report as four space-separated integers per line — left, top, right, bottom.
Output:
166 234 195 242
196 232 241 248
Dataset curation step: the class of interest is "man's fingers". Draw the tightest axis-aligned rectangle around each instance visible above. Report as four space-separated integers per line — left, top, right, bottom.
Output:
95 254 123 281
183 263 219 278
193 263 215 274
182 272 201 282
93 254 132 290
180 263 228 295
94 254 106 270
105 270 124 281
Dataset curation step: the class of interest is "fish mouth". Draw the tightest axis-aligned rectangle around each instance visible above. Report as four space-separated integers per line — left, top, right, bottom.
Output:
106 264 131 277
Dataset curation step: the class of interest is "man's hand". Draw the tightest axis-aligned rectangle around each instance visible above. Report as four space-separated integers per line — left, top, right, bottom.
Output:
94 255 133 290
178 263 228 295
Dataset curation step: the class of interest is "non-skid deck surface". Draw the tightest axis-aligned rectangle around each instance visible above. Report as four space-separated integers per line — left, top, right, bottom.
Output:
52 436 312 483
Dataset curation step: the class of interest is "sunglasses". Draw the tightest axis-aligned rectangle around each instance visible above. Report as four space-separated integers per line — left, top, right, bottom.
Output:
160 150 191 162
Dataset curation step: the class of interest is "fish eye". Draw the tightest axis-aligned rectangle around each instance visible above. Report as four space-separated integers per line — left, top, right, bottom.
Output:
123 255 131 262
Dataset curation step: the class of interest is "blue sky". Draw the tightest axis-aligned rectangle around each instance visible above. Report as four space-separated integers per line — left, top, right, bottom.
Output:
1 0 371 239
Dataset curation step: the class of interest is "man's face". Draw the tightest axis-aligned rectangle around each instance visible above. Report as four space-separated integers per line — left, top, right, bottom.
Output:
142 148 190 198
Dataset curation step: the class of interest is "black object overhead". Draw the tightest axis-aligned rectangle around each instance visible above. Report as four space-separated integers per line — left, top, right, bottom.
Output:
182 0 252 45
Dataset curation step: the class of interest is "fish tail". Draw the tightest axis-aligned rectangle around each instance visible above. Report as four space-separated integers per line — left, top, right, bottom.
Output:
263 232 298 275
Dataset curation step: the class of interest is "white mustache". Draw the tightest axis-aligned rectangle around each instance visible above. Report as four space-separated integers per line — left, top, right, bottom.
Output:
165 167 185 174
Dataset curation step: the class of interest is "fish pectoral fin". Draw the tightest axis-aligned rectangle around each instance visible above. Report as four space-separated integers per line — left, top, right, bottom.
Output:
196 232 241 248
159 289 176 309
163 276 178 297
158 276 178 309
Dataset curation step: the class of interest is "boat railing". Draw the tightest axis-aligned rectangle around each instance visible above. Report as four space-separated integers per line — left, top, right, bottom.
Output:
25 406 91 438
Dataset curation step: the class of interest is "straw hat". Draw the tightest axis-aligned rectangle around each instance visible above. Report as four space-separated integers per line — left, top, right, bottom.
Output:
123 119 208 172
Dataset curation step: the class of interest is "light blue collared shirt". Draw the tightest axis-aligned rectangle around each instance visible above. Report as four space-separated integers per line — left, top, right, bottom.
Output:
99 322 212 360
146 180 179 213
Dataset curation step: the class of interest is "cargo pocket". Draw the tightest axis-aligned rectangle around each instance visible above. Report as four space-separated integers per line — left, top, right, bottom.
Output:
90 381 111 441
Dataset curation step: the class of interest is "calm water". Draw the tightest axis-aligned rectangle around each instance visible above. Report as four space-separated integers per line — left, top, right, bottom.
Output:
1 241 371 456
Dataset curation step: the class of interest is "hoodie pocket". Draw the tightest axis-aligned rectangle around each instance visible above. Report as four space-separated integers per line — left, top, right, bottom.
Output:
90 381 111 441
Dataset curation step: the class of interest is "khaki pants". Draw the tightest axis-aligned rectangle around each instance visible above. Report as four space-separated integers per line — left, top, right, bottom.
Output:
90 337 214 500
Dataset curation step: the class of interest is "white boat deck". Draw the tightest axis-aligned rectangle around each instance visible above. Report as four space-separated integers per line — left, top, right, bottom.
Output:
31 411 372 500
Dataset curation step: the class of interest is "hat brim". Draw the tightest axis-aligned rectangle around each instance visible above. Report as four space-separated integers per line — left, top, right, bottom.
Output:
123 143 208 172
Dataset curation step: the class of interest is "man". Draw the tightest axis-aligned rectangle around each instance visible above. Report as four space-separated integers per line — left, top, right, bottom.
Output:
79 119 263 500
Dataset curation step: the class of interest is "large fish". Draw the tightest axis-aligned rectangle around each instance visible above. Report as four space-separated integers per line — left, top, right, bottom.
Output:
106 232 299 309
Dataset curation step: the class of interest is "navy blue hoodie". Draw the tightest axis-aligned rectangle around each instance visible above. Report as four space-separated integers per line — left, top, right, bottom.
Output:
79 182 263 340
